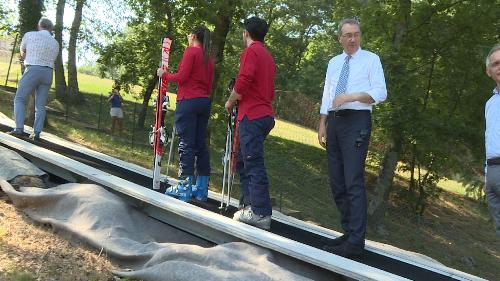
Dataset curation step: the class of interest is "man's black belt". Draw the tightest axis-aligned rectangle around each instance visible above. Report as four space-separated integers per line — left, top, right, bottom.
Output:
487 157 500 166
328 109 370 118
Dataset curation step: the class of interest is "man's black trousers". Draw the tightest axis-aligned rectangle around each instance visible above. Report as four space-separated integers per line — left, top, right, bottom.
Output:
327 109 371 246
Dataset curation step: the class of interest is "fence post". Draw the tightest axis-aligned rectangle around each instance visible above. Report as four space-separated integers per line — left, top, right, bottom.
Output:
65 89 69 121
279 190 283 212
275 91 282 117
97 93 103 130
131 99 137 150
5 34 19 87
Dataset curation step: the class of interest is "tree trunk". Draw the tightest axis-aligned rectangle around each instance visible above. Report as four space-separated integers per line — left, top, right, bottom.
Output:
17 0 44 126
137 75 158 129
368 138 401 225
18 0 43 38
210 0 238 103
409 143 417 195
54 0 67 101
368 0 411 227
67 0 84 101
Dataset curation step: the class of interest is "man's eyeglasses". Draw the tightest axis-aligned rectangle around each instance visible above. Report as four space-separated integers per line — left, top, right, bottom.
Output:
341 32 361 39
489 60 500 68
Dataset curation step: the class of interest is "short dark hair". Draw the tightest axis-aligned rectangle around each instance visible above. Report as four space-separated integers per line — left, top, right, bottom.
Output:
244 17 269 42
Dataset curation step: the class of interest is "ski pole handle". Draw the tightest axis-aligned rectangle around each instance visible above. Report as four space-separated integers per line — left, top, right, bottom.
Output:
227 78 235 92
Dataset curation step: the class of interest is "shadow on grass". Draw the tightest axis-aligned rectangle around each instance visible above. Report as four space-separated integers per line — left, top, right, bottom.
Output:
264 135 340 227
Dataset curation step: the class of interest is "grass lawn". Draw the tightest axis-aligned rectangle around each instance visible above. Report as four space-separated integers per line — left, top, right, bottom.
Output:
0 71 499 279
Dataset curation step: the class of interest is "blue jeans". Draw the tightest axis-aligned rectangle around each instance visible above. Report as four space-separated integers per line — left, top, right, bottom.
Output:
14 65 53 134
486 165 500 237
327 110 371 246
174 98 211 177
236 115 275 216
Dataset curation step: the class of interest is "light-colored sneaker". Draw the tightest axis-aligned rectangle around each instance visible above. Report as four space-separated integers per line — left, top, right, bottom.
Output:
29 133 40 141
233 206 271 230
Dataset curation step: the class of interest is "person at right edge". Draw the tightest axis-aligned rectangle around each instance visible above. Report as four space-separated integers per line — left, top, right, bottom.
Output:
484 44 500 238
317 18 387 257
225 17 276 230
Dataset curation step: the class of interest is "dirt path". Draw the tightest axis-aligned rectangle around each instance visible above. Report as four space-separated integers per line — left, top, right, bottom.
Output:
0 190 120 281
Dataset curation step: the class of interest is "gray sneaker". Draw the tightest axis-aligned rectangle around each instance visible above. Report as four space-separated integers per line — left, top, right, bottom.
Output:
29 133 40 141
233 206 271 230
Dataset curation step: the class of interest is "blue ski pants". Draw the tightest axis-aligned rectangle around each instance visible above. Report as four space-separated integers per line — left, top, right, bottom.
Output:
174 97 211 177
236 115 275 216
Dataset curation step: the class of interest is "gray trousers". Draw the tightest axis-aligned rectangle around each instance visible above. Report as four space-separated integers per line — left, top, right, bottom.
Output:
13 65 53 134
486 165 500 237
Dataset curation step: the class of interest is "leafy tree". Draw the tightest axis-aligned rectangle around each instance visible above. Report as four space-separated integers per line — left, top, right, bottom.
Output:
244 0 335 94
0 2 15 34
18 0 44 39
98 0 179 128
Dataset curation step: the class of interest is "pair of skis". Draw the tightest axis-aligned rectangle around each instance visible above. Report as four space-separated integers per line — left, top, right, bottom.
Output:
149 36 192 195
220 78 239 211
152 37 172 191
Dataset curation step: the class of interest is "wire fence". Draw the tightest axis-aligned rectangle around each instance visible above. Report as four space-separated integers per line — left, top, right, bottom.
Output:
0 35 22 88
274 90 320 130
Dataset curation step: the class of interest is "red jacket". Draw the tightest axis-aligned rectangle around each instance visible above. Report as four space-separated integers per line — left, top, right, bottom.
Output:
234 41 276 121
164 46 214 101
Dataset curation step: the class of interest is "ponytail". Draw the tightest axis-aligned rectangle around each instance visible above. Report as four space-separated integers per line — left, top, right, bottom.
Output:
192 26 211 65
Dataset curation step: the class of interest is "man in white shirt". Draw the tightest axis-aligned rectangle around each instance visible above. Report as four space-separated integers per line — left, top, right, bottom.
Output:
318 18 387 257
9 17 59 140
485 44 500 238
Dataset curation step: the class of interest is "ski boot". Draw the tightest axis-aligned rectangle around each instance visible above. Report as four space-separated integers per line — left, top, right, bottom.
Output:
165 176 193 202
149 126 167 146
193 176 209 201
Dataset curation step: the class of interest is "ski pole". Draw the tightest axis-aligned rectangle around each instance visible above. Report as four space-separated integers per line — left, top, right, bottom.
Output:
220 119 232 210
166 125 176 176
220 78 236 210
224 106 239 210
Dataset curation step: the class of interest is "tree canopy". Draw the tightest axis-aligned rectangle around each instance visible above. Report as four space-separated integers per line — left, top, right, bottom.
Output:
4 0 499 222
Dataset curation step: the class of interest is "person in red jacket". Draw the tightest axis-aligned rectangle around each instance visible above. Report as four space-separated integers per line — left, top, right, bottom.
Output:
157 26 214 202
225 17 276 230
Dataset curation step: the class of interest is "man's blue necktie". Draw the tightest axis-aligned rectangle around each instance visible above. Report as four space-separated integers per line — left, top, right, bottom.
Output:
334 55 351 97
